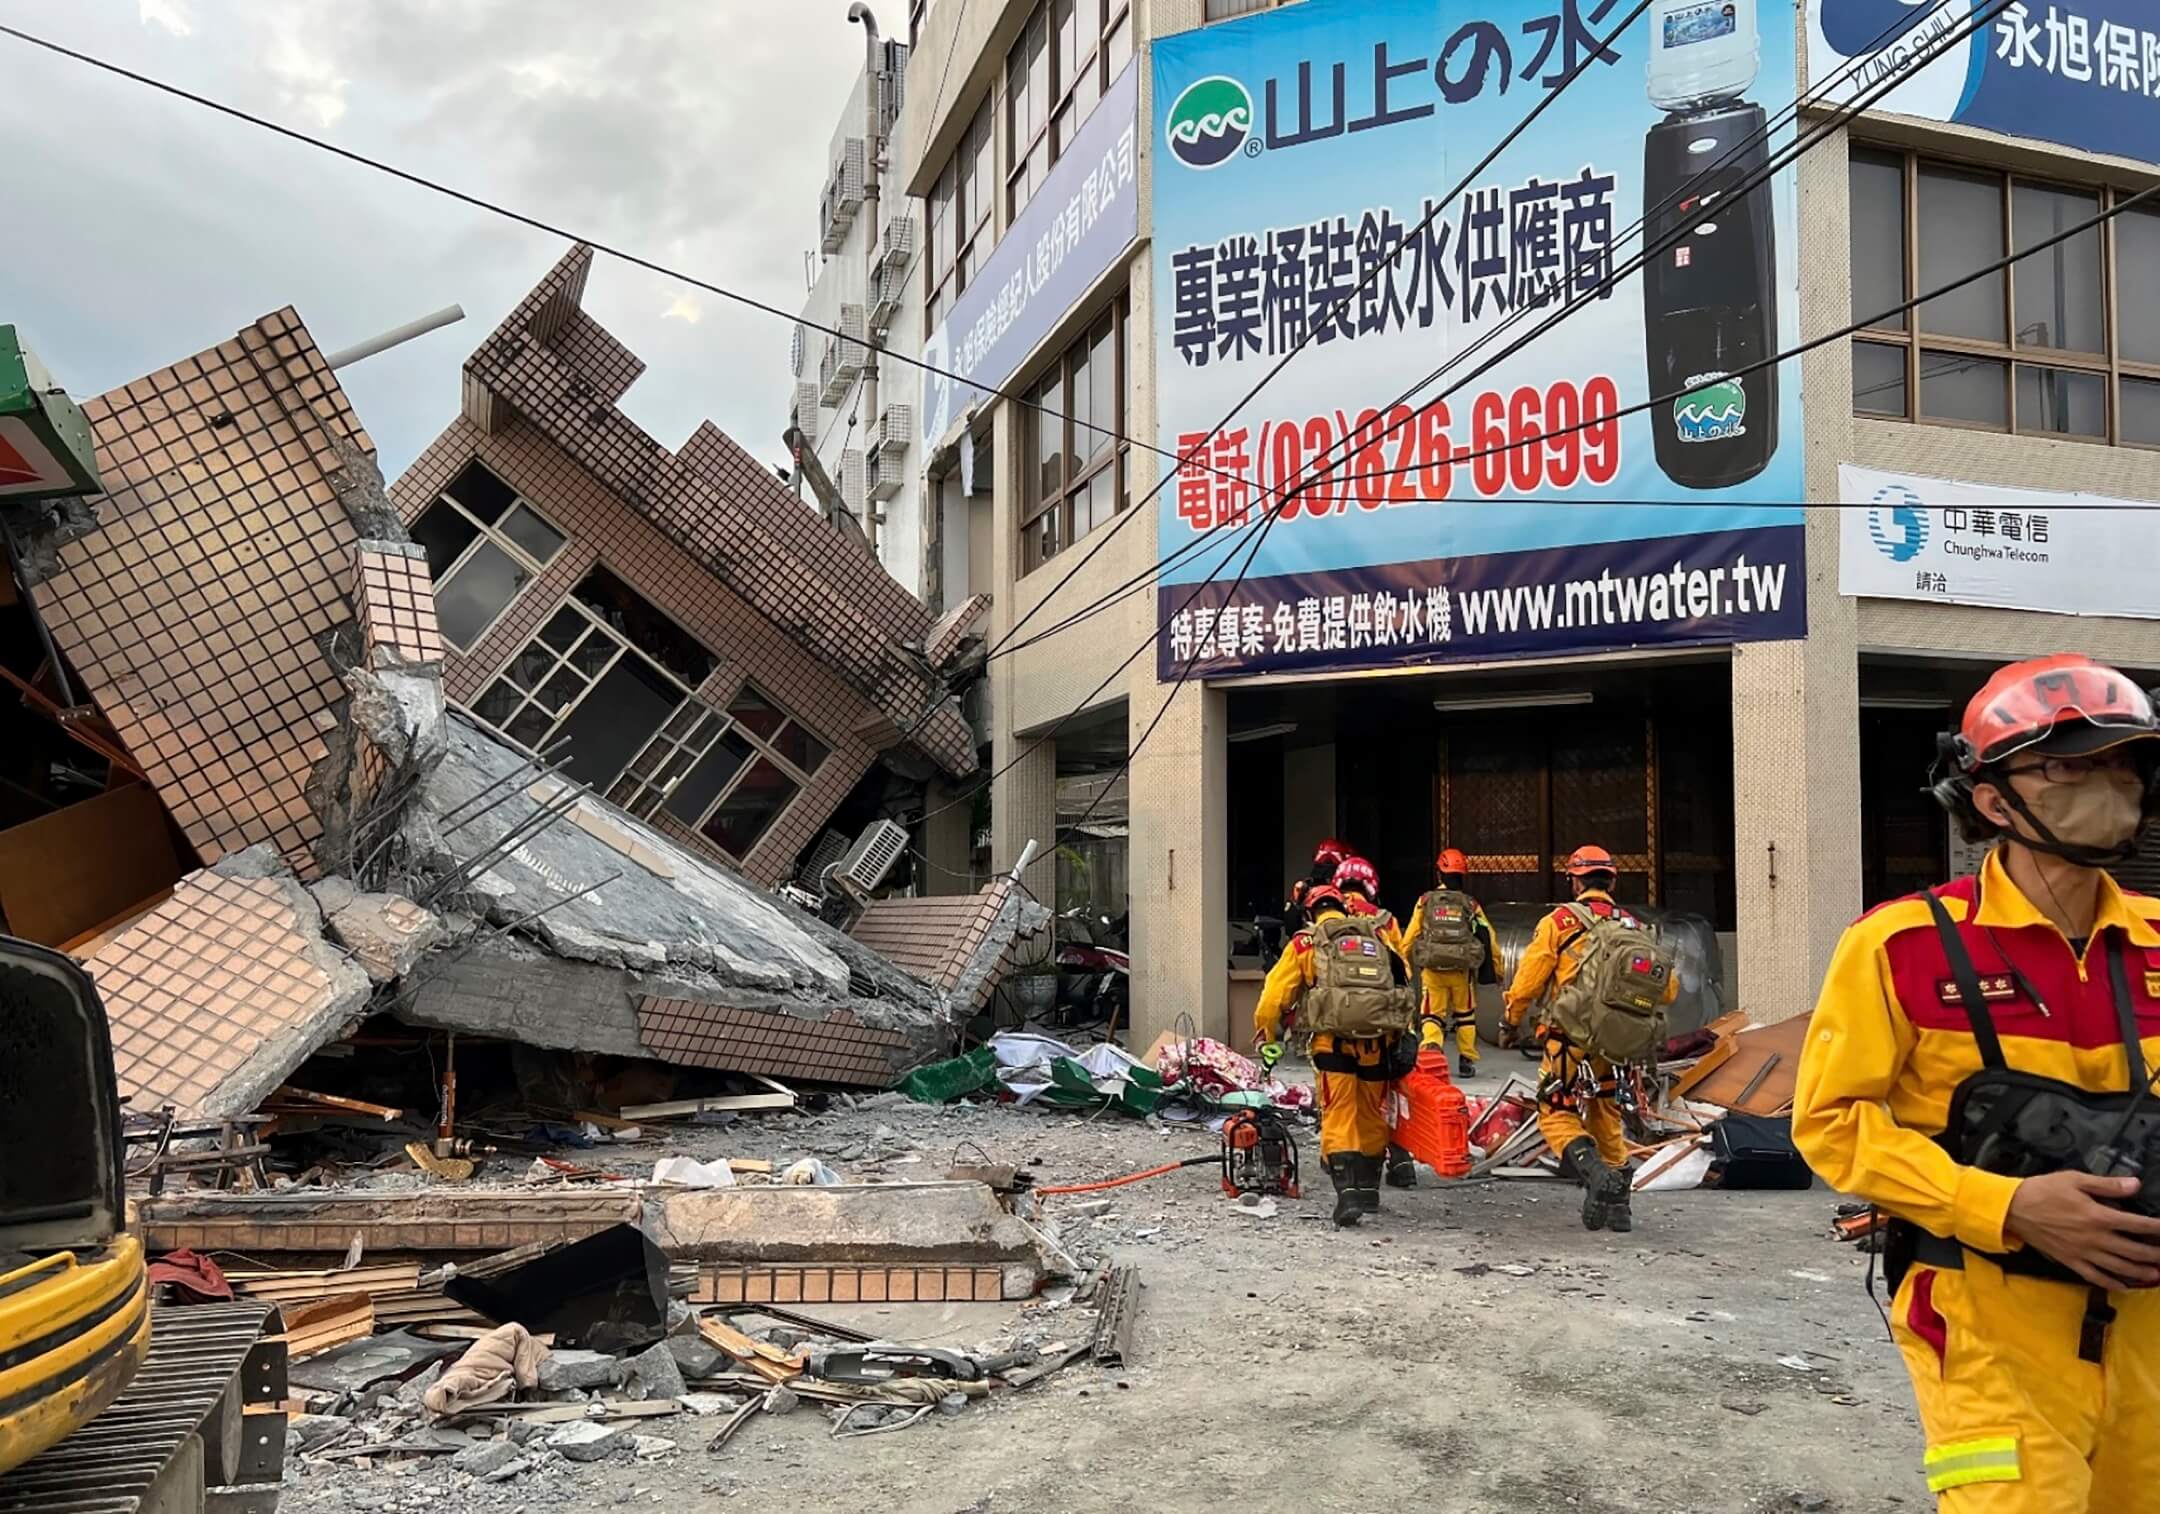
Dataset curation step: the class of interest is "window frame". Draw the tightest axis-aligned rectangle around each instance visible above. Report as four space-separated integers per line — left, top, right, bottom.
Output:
472 597 694 784
1848 145 2160 449
606 681 834 864
927 97 994 339
1006 0 1130 222
1020 294 1131 576
415 463 568 653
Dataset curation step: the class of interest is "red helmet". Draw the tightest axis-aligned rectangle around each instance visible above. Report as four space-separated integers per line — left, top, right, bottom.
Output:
1565 844 1617 878
1312 838 1351 868
1332 857 1379 897
1436 847 1468 875
1302 884 1346 916
1951 655 2159 771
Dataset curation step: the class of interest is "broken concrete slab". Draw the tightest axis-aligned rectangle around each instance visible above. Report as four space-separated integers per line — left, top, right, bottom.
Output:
664 1335 727 1380
87 858 372 1119
392 716 960 1084
137 1187 641 1255
288 1330 464 1395
451 1439 521 1478
536 1350 624 1393
644 1181 1044 1300
622 1342 686 1402
544 1422 628 1462
321 888 445 982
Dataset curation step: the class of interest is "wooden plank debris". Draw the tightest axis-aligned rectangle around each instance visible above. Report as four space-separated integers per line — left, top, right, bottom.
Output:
279 1293 375 1360
697 1315 806 1385
620 1091 795 1120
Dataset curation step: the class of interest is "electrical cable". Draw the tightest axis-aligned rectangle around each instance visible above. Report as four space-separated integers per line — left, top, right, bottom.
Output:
1035 1156 1217 1196
922 0 2037 834
983 0 2015 663
972 0 1659 665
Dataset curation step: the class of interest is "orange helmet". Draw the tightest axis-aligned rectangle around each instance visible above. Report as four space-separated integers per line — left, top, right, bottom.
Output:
1302 884 1346 917
1436 847 1468 875
1332 857 1379 898
1564 844 1617 878
1313 838 1351 868
1950 654 2158 770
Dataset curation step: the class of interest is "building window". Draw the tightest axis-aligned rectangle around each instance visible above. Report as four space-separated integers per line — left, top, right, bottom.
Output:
410 461 567 650
1849 148 2160 446
1021 297 1129 574
1007 0 1130 221
927 97 994 336
470 569 718 796
608 684 832 863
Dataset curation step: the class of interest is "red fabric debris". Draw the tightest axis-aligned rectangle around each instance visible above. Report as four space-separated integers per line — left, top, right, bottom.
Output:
147 1248 233 1302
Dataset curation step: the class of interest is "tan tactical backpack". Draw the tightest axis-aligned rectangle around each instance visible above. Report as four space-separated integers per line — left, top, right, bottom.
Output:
1302 913 1416 1039
1410 888 1485 974
1548 904 1676 1064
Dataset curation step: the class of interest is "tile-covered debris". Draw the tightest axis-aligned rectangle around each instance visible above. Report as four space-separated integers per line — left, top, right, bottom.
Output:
85 856 369 1118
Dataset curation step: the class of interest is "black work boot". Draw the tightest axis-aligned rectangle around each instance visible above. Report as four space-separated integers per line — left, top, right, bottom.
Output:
1357 1154 1385 1216
1385 1144 1418 1189
1563 1137 1614 1231
1607 1167 1637 1233
1458 1054 1479 1081
1327 1154 1364 1228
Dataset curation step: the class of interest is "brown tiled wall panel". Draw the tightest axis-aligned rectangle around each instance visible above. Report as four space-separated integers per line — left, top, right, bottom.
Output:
551 309 646 407
395 418 878 882
354 544 446 666
40 308 364 874
636 997 909 1089
848 889 1008 993
923 593 992 667
433 246 970 776
87 873 334 1116
142 1214 634 1254
691 1264 1014 1305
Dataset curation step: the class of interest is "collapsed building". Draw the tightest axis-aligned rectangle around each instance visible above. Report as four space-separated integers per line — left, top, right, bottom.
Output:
0 252 1037 1127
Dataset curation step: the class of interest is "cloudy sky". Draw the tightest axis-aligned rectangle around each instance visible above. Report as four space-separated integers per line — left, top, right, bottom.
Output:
0 0 871 476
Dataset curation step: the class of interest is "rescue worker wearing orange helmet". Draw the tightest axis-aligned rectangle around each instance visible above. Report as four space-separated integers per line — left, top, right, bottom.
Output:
1402 847 1504 1079
1254 862 1417 1225
1793 655 2160 1510
1502 844 1677 1232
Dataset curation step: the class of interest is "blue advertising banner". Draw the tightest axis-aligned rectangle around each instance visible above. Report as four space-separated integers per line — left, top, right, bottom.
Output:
1151 0 1808 680
1808 0 2160 165
920 61 1140 450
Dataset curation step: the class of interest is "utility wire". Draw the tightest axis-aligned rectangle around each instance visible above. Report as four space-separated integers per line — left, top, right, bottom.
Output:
973 0 1658 665
987 0 2008 663
931 0 2094 840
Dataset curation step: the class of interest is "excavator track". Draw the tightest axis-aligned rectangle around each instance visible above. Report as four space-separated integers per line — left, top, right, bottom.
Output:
0 1300 286 1514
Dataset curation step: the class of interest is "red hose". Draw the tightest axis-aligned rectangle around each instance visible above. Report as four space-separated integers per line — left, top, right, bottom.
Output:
1037 1156 1215 1196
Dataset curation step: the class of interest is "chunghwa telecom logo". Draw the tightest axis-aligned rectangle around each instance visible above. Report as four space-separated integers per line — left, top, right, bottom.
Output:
1165 76 1253 170
1866 484 1930 562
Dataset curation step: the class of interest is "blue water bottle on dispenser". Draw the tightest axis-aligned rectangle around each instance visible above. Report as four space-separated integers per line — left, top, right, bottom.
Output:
1642 0 1777 489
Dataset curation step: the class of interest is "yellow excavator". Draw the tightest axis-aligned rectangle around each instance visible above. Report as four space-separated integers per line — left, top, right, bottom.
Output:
0 935 286 1512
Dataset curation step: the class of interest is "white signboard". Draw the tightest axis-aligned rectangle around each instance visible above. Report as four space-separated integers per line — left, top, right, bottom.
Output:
1839 463 2160 622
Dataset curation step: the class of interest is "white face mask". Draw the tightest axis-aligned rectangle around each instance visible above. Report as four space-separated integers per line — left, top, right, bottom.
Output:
2008 764 2146 852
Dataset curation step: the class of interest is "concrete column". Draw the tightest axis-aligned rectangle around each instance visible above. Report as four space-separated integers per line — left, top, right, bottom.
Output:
991 730 1057 913
1126 678 1228 1051
922 779 974 896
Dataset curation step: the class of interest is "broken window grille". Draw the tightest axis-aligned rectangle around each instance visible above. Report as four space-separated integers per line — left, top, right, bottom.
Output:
410 460 567 650
604 684 834 862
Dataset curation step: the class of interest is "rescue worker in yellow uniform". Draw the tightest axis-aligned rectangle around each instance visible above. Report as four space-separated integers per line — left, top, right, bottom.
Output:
1402 847 1504 1080
1332 857 1426 1190
1502 845 1675 1231
1285 838 1351 934
1793 655 2160 1511
1254 869 1416 1227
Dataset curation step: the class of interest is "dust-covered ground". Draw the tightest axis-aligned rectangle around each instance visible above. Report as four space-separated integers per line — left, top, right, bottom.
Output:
283 1066 1928 1514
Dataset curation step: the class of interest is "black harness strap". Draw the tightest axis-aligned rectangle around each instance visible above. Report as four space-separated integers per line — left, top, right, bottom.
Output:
1924 890 2007 1071
2106 936 2146 1095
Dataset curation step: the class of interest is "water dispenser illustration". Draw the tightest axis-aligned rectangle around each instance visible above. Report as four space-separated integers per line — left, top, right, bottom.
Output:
1642 0 1778 489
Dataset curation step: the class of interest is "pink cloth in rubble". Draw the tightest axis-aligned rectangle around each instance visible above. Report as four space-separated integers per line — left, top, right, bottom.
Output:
1155 1036 1314 1110
422 1321 550 1418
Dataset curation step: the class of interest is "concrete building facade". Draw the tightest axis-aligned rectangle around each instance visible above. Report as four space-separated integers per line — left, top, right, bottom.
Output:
893 0 2160 1054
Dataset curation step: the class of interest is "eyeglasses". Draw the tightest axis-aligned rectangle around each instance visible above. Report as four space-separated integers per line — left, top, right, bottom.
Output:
1999 751 2140 785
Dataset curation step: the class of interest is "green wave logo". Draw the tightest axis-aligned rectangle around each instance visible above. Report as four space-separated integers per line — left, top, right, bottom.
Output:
1165 75 1253 170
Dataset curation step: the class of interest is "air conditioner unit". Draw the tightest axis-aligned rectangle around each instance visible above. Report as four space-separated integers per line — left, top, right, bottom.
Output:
840 448 867 516
799 827 853 891
878 42 909 140
834 818 910 898
820 138 866 254
868 262 904 333
873 404 911 468
794 381 823 435
879 215 916 277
